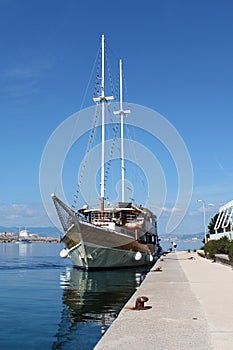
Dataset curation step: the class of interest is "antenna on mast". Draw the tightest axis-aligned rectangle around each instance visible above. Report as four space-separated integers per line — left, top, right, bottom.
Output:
93 34 114 212
114 59 131 203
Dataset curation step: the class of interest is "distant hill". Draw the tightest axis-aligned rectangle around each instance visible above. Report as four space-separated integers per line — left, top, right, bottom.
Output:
159 232 204 240
0 226 62 238
0 227 204 240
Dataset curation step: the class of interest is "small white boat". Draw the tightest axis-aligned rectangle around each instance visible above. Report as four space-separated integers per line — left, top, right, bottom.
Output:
15 229 32 243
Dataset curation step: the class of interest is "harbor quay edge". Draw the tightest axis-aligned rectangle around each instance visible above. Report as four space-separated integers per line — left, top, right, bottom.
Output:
94 251 233 350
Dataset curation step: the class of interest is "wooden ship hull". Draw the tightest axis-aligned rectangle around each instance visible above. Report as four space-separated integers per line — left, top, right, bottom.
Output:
52 194 161 269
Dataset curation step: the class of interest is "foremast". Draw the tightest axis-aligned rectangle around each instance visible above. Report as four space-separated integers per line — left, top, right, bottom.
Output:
93 34 114 212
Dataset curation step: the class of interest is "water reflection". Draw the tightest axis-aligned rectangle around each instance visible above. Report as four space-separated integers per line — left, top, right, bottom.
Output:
52 267 149 350
17 242 32 256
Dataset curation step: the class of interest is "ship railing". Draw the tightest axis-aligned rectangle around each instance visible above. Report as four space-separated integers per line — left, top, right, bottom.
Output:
123 213 137 222
90 211 113 223
123 214 145 225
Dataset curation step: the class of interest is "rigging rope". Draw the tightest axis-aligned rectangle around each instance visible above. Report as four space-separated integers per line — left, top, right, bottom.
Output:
104 104 121 201
72 41 103 210
71 38 136 209
105 43 118 101
72 105 100 210
125 123 148 203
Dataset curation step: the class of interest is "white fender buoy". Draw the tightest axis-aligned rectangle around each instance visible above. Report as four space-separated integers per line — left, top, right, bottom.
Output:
135 251 142 261
146 254 153 262
60 249 69 258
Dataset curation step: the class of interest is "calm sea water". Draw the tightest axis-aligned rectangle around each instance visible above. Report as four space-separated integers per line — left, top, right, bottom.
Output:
0 243 149 350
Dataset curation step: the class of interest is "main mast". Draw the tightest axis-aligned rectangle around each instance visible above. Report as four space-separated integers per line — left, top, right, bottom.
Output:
93 34 114 211
114 59 130 202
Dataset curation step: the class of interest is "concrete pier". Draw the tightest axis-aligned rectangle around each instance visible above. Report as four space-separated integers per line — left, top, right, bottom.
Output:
94 251 233 350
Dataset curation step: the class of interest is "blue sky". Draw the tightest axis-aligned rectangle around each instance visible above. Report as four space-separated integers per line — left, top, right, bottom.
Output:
1 0 233 237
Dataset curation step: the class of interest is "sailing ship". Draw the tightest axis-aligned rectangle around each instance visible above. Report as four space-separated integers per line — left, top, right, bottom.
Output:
52 35 161 269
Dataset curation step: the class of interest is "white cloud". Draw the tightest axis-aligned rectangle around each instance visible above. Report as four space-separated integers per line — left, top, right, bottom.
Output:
159 206 183 214
0 203 51 227
0 51 57 98
3 66 40 80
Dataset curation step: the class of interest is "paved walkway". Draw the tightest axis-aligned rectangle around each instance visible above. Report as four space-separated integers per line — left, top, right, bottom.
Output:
94 251 233 350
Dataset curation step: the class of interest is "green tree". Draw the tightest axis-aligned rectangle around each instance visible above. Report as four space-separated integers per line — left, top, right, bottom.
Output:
203 236 233 262
208 213 219 234
207 213 230 234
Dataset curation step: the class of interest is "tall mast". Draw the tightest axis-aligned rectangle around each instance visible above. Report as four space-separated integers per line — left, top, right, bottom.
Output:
100 34 105 212
93 34 114 211
114 59 130 203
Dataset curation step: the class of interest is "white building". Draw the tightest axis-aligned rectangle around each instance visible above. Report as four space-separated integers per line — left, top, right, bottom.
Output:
211 200 233 241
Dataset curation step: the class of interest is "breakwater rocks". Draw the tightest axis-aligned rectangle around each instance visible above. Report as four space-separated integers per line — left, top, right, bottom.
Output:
0 232 60 243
